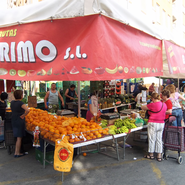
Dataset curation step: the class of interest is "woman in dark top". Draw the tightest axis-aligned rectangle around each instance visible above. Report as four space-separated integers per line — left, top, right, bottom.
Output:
0 92 8 120
11 90 29 158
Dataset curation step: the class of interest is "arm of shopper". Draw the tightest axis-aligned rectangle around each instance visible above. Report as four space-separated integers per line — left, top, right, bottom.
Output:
165 100 172 115
178 94 185 101
44 91 49 109
58 92 64 107
166 109 172 114
20 104 30 119
141 105 149 110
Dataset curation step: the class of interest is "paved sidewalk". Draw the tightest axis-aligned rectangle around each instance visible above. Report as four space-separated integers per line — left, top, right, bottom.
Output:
0 134 185 185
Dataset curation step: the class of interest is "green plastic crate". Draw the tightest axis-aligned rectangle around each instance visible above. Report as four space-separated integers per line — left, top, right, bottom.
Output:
35 148 54 165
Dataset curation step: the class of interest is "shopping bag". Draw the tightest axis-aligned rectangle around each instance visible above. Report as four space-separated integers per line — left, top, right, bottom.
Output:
54 136 74 172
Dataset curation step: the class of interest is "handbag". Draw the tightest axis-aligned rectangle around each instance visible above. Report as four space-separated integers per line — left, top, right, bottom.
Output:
145 103 164 119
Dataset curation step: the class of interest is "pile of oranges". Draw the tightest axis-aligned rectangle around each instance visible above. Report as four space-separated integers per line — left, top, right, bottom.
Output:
25 108 109 143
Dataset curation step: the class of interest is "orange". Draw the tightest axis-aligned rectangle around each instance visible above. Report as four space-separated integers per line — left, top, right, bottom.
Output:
83 153 87 157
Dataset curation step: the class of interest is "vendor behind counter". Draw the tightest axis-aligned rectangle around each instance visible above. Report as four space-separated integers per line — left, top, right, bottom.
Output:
65 84 78 115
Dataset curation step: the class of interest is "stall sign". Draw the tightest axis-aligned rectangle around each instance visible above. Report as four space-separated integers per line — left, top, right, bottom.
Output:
164 40 185 74
0 15 163 81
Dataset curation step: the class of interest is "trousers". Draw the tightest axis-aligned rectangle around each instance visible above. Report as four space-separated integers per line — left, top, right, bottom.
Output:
148 122 164 153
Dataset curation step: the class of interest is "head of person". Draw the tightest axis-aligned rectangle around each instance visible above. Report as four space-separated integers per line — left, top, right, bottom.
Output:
150 93 160 102
160 85 164 91
51 83 56 90
165 84 175 94
161 89 170 101
152 83 155 86
0 92 8 101
13 90 23 100
138 84 143 91
141 87 148 91
70 84 76 91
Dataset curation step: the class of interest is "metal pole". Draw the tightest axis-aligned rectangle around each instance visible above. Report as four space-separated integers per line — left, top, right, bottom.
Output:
126 79 129 95
123 136 126 160
78 81 81 117
43 140 46 169
159 77 161 94
178 73 179 92
3 80 7 92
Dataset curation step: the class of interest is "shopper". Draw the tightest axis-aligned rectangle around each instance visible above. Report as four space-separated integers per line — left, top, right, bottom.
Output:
181 86 185 123
165 84 185 126
141 93 167 162
11 90 29 158
135 87 148 109
0 92 8 120
149 83 155 95
44 83 64 113
161 89 172 120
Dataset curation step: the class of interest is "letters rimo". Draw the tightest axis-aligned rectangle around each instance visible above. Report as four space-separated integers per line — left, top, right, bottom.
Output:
0 40 57 63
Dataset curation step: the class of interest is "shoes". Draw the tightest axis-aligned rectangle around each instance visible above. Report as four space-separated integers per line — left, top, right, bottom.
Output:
144 154 155 160
14 153 25 158
157 157 162 162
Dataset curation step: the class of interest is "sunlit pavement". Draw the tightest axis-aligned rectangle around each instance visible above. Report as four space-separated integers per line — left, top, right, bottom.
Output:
0 134 185 185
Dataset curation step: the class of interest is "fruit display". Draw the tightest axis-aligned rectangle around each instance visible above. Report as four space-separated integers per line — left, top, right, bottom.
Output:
101 119 108 128
108 117 137 135
139 110 146 119
25 108 109 144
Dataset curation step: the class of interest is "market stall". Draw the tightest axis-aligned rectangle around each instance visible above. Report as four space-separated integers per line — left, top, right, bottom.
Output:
0 0 165 182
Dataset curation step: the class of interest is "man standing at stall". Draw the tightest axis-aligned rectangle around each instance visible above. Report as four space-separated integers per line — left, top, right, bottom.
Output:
149 83 155 95
65 84 78 108
44 83 64 113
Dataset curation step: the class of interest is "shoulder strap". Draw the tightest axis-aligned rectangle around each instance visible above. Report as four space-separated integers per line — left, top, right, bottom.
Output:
148 103 163 113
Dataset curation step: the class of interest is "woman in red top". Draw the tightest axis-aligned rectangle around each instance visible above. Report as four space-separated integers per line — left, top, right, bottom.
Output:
161 90 172 120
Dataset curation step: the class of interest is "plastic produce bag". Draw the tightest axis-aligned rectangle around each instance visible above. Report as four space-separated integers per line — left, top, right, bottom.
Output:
54 136 74 172
135 118 144 127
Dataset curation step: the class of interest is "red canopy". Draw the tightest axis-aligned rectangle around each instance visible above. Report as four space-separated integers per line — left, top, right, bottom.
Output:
0 15 163 81
164 40 185 75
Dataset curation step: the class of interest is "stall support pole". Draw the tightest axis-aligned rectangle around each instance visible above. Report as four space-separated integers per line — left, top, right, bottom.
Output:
78 81 81 118
126 79 130 95
115 138 120 161
61 172 64 182
3 80 7 92
123 136 126 159
178 74 179 91
43 140 46 169
159 77 161 94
